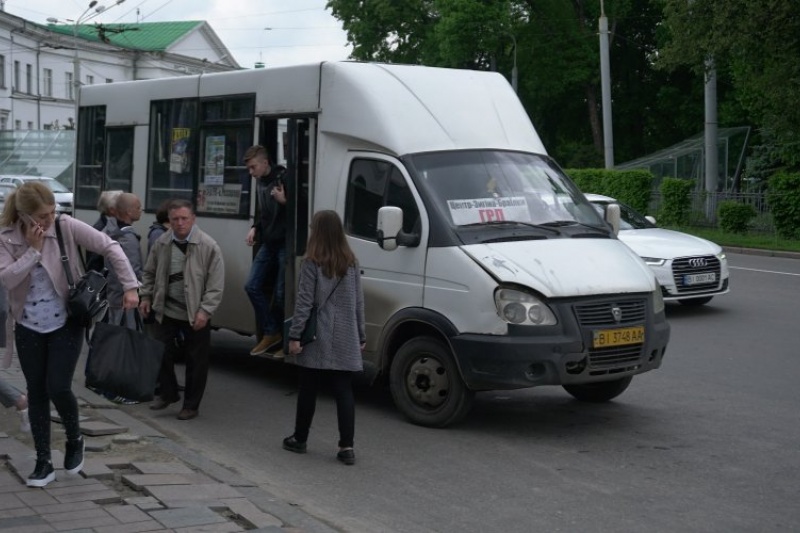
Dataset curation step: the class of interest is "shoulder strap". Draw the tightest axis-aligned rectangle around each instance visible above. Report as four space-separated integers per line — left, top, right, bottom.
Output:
321 271 344 307
55 214 76 289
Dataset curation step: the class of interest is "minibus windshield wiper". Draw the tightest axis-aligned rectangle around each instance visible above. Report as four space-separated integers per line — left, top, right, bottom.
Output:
540 220 606 232
460 220 561 235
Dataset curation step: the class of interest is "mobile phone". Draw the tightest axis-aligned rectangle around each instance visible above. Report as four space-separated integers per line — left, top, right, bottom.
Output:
19 213 38 228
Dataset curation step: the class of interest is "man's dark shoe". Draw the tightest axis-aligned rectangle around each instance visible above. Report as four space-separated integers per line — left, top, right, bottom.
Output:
177 409 198 420
282 436 307 454
64 437 85 474
27 459 55 487
150 396 179 410
337 448 355 465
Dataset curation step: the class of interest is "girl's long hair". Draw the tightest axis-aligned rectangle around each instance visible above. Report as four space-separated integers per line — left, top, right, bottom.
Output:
305 210 356 278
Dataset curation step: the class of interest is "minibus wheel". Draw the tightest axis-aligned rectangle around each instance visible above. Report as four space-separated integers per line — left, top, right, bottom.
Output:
390 336 474 428
563 376 633 403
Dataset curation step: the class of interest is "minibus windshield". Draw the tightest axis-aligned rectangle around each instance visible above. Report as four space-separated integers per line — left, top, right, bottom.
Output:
408 150 604 229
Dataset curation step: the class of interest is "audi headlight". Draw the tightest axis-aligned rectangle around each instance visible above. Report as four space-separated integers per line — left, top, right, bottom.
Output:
641 256 666 266
494 288 557 326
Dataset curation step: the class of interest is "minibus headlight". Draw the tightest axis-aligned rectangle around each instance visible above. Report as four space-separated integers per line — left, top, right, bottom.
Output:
502 302 527 324
494 288 557 326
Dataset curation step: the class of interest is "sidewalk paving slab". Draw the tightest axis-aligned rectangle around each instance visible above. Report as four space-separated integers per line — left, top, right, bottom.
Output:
0 349 340 533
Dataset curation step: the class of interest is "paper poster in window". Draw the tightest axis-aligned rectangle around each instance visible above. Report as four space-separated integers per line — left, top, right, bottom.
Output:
170 128 191 174
205 135 225 186
197 183 242 215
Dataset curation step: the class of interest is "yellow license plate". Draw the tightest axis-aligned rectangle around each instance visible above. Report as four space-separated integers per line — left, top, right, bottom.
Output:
593 326 645 348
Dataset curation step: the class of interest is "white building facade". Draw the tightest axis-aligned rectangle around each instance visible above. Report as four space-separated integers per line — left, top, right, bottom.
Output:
0 10 239 131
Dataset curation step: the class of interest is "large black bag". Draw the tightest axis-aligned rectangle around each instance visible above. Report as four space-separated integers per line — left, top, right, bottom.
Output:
86 314 165 402
300 306 318 346
55 216 108 327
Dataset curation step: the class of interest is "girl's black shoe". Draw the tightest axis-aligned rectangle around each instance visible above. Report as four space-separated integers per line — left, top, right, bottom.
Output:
27 460 55 487
64 437 85 474
337 448 355 465
282 436 307 454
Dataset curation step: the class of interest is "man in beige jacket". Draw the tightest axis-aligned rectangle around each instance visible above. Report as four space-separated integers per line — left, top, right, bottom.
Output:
139 199 224 420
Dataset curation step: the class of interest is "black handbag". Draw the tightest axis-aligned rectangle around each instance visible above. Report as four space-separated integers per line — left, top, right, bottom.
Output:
86 312 165 402
55 215 109 327
300 267 343 346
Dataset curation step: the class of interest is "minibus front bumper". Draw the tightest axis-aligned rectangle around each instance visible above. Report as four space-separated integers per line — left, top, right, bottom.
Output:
448 307 670 391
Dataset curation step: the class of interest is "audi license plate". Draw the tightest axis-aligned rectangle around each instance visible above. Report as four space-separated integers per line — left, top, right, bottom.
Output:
683 272 716 285
593 326 645 348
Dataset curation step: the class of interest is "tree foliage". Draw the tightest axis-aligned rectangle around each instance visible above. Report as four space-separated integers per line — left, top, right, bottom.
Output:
659 0 800 170
326 0 791 174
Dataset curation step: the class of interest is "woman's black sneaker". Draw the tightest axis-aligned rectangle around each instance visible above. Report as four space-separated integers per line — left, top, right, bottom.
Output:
282 436 307 454
64 437 85 474
27 460 55 487
337 449 355 465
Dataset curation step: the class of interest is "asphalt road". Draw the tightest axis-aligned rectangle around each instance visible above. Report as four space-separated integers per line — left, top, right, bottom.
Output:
132 251 800 533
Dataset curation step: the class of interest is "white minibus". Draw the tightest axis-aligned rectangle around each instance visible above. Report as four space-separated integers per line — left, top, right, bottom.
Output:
75 62 670 427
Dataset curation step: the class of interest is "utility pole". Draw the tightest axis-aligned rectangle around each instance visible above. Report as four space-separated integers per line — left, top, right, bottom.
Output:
599 0 614 169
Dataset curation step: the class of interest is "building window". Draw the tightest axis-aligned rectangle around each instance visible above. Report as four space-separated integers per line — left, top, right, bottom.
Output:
14 120 21 130
65 72 74 100
0 56 5 88
86 75 94 85
0 112 8 130
25 64 32 94
105 78 113 84
27 121 33 130
13 61 19 91
43 68 53 97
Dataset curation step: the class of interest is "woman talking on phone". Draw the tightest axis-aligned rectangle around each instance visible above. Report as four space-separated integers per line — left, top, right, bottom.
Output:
0 181 138 488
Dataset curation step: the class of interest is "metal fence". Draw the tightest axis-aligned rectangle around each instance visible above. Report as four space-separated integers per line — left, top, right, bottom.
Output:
649 191 776 233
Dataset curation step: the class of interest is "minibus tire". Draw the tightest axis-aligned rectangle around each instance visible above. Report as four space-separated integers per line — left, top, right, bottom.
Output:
389 337 474 428
563 376 633 403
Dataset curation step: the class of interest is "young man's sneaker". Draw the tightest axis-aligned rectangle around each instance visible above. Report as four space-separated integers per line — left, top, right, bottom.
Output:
18 408 30 433
250 333 282 356
64 437 84 474
27 460 55 487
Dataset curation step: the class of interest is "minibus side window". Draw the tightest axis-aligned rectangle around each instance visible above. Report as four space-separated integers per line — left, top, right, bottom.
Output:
345 159 419 240
105 127 134 192
147 99 197 209
75 105 106 209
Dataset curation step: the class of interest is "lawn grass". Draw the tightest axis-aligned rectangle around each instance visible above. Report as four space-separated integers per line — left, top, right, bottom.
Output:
674 226 800 253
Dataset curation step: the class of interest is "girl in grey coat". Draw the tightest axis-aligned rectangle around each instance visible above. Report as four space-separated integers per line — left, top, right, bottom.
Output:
284 210 365 465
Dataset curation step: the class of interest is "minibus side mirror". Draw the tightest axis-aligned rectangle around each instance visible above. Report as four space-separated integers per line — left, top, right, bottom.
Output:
377 206 403 251
605 203 621 235
645 215 656 225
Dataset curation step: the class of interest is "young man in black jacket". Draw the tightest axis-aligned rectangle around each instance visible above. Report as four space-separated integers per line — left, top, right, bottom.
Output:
243 145 287 355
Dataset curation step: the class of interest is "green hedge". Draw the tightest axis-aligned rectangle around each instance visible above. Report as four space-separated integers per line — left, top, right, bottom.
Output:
565 168 653 213
717 200 756 234
767 172 800 240
658 178 694 226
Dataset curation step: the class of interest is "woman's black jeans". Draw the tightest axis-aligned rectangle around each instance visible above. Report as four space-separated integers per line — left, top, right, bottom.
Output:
294 367 356 448
16 319 84 461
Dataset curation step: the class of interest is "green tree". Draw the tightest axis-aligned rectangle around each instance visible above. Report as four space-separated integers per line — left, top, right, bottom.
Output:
326 1 719 168
658 0 800 170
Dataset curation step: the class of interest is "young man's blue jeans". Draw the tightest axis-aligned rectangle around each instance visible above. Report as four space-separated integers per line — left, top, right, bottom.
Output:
244 243 285 337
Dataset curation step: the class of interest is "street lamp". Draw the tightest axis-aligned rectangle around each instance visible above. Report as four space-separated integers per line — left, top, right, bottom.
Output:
500 32 518 94
254 27 273 69
49 0 126 123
